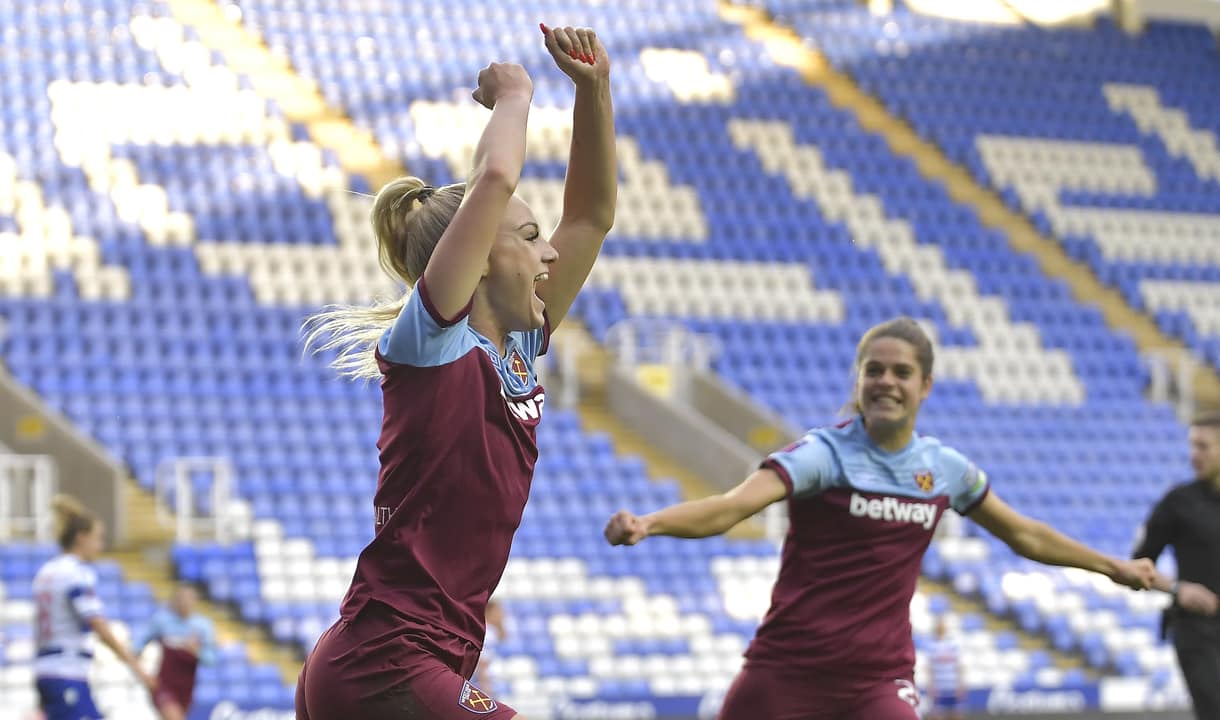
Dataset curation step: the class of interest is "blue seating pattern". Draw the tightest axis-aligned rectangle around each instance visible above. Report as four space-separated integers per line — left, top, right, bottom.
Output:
0 544 292 715
757 1 1220 371
0 0 1210 713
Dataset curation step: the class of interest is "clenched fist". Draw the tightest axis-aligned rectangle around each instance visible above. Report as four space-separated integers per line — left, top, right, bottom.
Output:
604 509 648 546
472 62 533 110
1110 557 1157 591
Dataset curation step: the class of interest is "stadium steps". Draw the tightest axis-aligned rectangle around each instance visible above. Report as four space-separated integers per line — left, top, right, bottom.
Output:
553 324 767 540
577 391 767 540
718 0 1220 411
919 577 1094 675
119 477 176 548
110 480 302 688
164 0 402 189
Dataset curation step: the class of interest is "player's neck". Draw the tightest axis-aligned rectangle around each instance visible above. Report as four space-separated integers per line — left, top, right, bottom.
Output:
469 299 509 356
1203 473 1220 493
864 422 914 453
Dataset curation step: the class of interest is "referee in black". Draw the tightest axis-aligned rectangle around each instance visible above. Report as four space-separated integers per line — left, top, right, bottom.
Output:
1134 411 1220 719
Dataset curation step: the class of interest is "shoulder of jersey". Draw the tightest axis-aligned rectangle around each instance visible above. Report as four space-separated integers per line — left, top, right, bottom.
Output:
825 419 856 437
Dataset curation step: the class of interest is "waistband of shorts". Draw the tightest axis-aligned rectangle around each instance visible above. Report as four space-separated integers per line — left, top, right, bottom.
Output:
345 599 481 675
37 646 93 659
742 657 913 686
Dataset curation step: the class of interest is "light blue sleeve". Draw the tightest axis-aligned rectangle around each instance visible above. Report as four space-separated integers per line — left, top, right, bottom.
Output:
196 616 218 665
939 447 990 515
761 433 841 498
131 611 163 653
379 278 474 366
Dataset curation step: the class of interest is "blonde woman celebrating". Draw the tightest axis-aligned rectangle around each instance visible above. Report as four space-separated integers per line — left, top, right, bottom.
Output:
297 23 615 720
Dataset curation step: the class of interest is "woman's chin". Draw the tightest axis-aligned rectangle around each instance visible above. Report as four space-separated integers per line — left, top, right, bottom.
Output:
530 304 546 329
864 412 903 431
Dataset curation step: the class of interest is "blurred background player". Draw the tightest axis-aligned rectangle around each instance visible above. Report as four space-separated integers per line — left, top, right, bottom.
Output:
604 317 1157 720
32 494 155 720
925 615 964 720
133 583 217 720
1132 411 1220 720
295 23 615 720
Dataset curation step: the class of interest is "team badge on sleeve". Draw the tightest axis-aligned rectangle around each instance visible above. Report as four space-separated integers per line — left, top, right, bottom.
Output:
966 465 988 493
458 680 498 714
913 470 934 492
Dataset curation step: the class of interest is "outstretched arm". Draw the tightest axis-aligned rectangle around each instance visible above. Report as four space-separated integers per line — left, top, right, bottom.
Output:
969 493 1156 590
422 64 533 320
197 617 219 665
536 24 617 328
129 611 159 656
89 616 156 691
605 469 787 544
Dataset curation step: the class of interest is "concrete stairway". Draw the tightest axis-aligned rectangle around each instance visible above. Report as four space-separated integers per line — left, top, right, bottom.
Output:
110 479 301 688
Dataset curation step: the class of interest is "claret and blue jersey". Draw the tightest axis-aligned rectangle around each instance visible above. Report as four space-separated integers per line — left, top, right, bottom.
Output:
750 416 990 678
1 0 1215 713
379 276 549 426
767 416 989 516
340 276 551 663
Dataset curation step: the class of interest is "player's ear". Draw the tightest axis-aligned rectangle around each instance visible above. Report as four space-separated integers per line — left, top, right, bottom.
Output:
920 373 933 401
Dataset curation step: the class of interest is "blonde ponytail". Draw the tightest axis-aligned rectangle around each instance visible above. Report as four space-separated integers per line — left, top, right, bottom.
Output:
302 297 407 380
304 177 465 380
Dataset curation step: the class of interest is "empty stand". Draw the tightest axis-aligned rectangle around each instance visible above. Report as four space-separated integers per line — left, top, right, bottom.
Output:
0 0 1211 714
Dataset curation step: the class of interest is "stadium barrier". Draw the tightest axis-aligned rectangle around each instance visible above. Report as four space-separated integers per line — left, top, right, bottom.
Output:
0 453 56 541
0 366 125 546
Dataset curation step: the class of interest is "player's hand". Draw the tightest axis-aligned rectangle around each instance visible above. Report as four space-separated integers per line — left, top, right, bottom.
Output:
604 510 647 546
186 635 203 655
1176 581 1220 616
540 24 610 85
472 63 533 110
1110 557 1156 591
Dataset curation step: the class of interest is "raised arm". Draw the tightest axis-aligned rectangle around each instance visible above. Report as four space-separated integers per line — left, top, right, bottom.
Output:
536 25 617 328
129 609 163 657
605 469 787 544
969 492 1156 590
421 64 533 319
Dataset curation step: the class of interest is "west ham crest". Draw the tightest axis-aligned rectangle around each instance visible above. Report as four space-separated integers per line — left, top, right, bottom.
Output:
509 350 529 383
458 680 498 714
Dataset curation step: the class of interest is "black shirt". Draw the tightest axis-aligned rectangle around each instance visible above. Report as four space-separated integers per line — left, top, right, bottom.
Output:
1133 479 1220 603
